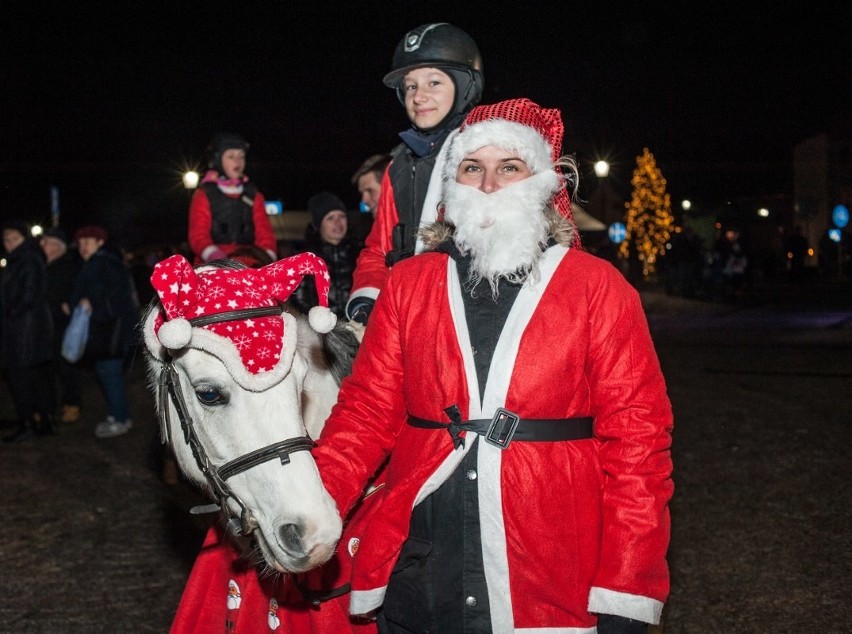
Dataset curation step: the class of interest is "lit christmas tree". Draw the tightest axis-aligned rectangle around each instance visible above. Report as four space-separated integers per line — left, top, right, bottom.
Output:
619 148 674 277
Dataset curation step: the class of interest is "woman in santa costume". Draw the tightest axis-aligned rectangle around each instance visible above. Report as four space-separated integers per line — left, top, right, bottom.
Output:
314 98 674 633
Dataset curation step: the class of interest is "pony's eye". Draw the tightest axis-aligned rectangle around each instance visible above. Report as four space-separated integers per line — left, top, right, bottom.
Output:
195 388 226 406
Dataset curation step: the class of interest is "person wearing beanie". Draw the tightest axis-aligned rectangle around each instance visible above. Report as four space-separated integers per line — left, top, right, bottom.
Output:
1 220 58 441
40 227 84 424
289 191 363 317
313 99 673 633
69 225 140 438
187 132 278 266
345 23 485 326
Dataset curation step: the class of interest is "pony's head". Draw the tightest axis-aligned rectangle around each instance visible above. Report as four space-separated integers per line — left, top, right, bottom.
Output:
142 254 343 574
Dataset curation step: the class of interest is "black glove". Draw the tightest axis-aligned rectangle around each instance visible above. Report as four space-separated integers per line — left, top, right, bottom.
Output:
596 614 648 634
347 298 375 326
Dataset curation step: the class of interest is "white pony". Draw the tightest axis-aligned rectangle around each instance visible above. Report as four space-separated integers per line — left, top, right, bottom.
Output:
142 253 360 575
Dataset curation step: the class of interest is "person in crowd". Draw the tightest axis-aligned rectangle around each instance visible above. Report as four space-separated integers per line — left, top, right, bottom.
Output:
663 226 704 299
351 153 392 219
314 98 674 633
188 133 277 265
125 250 158 308
345 22 484 325
69 225 140 439
290 191 363 317
1 220 58 441
40 227 84 424
712 228 748 301
349 153 392 243
783 224 809 283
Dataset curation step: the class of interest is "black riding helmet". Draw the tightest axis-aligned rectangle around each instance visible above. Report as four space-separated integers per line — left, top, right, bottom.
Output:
383 23 484 132
207 133 250 174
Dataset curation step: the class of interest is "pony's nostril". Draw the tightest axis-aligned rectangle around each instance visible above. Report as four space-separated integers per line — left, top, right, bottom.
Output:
278 523 304 554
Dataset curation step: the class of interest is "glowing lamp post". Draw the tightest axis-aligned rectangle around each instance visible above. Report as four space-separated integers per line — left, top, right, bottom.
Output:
182 170 200 190
592 160 616 225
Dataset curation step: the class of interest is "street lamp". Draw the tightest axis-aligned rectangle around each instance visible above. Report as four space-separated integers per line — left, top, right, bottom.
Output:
591 160 615 225
182 170 200 190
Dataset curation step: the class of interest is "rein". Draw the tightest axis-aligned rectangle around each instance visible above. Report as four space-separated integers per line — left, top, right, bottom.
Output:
156 304 315 536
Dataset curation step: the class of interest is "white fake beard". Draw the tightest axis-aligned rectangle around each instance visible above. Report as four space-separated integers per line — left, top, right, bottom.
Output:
443 170 560 294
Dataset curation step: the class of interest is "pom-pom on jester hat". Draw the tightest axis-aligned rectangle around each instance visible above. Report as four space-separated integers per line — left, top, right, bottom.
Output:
143 253 336 391
443 97 579 246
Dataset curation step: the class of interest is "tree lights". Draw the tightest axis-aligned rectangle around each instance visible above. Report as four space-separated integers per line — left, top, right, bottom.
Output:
619 148 673 277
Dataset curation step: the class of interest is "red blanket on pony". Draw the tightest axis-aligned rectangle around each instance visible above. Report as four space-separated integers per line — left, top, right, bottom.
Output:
171 524 376 634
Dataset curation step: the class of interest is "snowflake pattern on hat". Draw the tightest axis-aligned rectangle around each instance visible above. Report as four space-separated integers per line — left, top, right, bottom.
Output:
148 253 335 382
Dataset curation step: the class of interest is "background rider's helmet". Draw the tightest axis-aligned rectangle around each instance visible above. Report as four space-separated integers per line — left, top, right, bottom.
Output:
207 133 250 174
383 23 484 126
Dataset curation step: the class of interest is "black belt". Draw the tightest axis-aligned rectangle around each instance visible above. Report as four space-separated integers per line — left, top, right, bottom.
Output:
408 405 593 450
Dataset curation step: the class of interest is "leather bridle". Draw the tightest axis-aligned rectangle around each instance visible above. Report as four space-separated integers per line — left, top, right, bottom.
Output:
155 304 315 536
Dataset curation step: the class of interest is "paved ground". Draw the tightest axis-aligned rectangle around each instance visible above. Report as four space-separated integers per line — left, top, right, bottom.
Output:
1 278 851 633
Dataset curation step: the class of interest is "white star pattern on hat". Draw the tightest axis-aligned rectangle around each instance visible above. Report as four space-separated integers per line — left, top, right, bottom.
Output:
149 253 336 379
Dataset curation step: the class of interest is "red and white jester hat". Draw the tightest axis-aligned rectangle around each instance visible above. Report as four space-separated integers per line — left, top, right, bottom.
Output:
143 253 336 391
444 97 579 245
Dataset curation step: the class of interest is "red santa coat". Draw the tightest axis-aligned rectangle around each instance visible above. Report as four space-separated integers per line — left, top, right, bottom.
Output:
315 244 674 629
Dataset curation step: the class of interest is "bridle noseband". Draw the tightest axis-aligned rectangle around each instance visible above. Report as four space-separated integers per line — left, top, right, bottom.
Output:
156 304 315 536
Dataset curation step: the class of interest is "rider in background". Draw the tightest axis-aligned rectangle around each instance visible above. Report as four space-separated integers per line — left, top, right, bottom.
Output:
187 133 278 266
345 23 484 325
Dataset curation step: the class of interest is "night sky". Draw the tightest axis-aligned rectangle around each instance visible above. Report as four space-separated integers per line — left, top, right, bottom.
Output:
1 2 848 249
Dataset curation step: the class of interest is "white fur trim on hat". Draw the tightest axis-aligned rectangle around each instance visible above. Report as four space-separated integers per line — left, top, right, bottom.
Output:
443 119 554 182
308 306 337 334
143 308 300 392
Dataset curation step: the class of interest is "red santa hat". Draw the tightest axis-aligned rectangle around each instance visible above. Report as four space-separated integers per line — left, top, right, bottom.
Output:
143 253 336 391
443 98 577 239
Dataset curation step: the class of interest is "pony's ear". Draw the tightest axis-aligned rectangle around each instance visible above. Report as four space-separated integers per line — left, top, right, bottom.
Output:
151 255 199 320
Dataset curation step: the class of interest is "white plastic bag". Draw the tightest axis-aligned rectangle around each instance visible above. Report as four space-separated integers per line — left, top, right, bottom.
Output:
61 304 91 363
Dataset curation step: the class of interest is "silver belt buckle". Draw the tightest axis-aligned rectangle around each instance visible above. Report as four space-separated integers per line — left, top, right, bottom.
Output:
485 408 520 449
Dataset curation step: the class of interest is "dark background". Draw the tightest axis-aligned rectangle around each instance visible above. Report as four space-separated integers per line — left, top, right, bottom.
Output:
1 1 849 250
